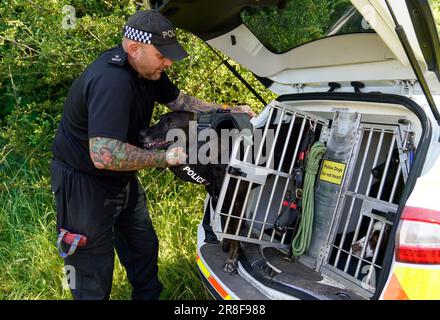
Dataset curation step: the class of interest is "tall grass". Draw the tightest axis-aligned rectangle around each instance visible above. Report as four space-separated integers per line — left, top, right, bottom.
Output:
0 146 212 300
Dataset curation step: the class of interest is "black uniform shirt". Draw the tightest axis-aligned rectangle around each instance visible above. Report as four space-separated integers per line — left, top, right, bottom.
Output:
52 45 180 178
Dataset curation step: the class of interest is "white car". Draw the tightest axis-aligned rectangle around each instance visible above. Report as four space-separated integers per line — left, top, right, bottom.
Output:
152 0 440 300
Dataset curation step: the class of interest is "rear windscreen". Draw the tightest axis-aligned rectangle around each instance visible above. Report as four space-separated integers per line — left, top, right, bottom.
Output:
241 0 376 54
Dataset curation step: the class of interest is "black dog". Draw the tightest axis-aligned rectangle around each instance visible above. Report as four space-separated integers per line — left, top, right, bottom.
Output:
369 148 404 204
140 111 252 273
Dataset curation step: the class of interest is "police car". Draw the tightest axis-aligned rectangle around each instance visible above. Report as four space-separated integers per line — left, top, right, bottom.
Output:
152 0 440 300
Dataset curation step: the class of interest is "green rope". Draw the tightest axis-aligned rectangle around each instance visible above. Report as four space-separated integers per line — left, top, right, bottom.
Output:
291 141 327 257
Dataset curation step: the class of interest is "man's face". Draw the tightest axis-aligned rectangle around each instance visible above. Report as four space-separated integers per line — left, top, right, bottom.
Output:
130 42 173 80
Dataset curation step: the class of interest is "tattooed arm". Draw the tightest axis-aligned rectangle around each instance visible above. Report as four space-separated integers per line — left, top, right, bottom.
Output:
89 137 186 171
166 91 222 113
166 91 256 117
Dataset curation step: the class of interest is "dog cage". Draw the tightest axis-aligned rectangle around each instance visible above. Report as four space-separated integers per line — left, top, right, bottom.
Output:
317 121 412 298
212 100 413 298
212 101 329 249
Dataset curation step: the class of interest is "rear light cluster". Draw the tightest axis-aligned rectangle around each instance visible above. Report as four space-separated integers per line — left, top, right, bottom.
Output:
396 206 440 264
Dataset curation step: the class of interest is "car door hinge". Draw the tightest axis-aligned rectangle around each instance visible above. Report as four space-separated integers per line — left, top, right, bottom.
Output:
396 80 416 97
291 83 305 93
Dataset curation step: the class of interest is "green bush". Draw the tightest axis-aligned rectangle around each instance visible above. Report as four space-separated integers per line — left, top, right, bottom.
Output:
241 0 353 53
431 0 440 33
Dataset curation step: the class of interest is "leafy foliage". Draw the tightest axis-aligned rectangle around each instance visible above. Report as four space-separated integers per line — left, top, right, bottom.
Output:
430 0 440 33
0 0 133 118
241 0 357 53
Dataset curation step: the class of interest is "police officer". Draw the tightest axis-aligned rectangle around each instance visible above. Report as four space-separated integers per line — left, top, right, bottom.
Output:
50 10 254 300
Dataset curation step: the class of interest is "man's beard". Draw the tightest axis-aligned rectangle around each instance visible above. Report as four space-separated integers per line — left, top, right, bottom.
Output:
143 69 162 80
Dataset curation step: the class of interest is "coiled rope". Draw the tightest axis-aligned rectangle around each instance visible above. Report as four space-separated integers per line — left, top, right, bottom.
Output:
291 141 327 256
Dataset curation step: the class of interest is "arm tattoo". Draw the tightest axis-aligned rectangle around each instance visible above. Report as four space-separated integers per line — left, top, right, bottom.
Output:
89 137 168 171
166 91 222 113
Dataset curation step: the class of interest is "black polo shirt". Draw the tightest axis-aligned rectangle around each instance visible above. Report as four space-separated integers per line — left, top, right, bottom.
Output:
52 45 180 178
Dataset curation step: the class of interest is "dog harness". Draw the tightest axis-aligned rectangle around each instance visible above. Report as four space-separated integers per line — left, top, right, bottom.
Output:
169 110 253 185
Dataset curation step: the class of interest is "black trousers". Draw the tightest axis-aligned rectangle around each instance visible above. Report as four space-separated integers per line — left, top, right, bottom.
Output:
50 159 163 300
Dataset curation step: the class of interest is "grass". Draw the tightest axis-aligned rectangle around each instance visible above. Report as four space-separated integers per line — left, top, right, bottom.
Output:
0 149 212 300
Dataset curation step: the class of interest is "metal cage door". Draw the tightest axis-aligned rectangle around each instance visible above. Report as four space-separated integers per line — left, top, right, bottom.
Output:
212 101 329 250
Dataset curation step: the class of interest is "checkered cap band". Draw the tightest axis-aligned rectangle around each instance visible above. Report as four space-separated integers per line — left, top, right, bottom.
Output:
123 26 152 44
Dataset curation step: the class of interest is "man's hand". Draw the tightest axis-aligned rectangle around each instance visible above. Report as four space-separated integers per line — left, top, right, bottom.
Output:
166 146 187 166
229 105 256 118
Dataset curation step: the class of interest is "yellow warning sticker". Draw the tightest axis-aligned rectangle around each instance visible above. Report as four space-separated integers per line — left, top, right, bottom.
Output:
319 160 346 185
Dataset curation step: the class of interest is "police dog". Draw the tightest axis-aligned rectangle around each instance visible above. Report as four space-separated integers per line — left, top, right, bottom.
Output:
140 111 251 273
351 220 390 260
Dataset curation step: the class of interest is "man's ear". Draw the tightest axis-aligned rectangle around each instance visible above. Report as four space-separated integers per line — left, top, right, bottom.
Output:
126 41 140 59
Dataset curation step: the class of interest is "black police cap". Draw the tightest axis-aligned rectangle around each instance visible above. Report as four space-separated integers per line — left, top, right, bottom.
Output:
123 10 188 61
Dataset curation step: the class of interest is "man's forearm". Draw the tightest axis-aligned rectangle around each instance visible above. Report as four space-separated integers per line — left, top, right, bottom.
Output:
89 137 168 171
166 91 224 113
